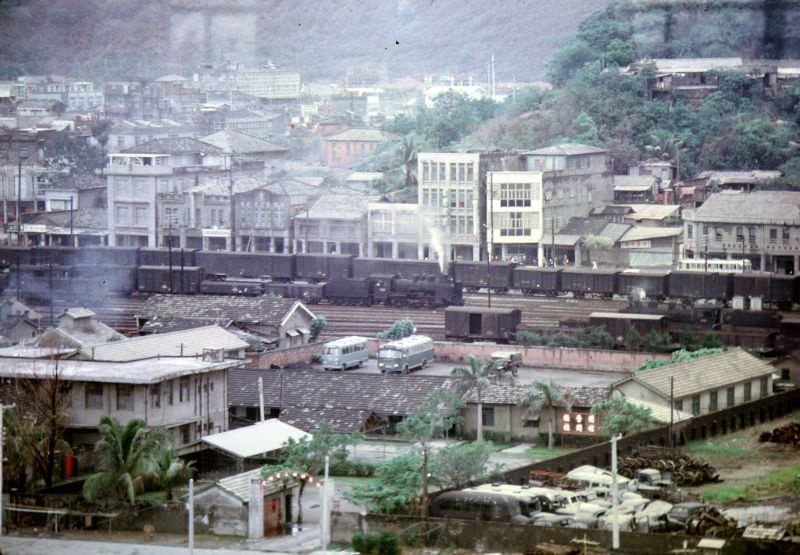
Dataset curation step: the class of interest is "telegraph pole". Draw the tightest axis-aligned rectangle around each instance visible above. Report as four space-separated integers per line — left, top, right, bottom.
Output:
487 173 493 309
69 197 74 247
229 154 236 252
0 403 15 536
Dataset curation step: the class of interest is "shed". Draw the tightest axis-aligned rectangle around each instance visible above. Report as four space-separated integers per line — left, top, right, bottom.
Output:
202 419 311 460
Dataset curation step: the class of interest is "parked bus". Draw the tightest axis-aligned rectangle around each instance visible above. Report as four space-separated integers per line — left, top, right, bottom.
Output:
321 336 369 371
677 258 751 273
377 335 434 374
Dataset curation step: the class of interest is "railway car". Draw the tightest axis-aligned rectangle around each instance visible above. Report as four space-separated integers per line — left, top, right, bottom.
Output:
29 246 79 266
560 268 618 298
295 254 353 282
732 272 796 308
444 306 521 342
353 257 442 279
452 261 515 292
78 246 140 267
589 311 668 339
512 266 561 295
138 247 197 267
617 270 669 300
322 277 373 305
73 264 137 294
390 275 463 307
199 278 264 296
0 246 33 267
137 265 203 294
668 271 733 301
195 251 295 281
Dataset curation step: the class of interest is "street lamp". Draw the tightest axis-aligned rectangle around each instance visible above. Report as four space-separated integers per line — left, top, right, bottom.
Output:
16 149 28 245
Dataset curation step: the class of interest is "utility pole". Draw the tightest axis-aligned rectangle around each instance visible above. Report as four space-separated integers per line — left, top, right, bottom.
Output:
69 197 74 247
487 173 493 309
551 218 556 267
16 150 28 246
258 376 265 422
167 220 173 294
320 455 330 551
229 154 236 252
0 403 15 537
669 376 675 449
611 433 621 551
187 478 194 555
48 263 54 324
704 236 709 273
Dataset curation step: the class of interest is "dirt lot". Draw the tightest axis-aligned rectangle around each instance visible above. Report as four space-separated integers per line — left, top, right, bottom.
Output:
683 412 800 509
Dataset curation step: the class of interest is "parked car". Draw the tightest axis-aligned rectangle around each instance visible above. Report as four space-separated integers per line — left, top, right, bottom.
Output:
666 502 707 530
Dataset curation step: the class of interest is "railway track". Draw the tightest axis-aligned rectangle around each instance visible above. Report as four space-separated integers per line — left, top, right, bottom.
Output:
21 291 628 340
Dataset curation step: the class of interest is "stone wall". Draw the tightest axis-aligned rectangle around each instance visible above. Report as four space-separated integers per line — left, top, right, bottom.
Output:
247 341 323 369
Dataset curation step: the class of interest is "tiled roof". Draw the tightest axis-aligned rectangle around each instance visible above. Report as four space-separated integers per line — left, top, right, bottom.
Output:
83 325 247 362
325 128 388 142
228 368 458 418
200 129 287 154
617 348 774 399
692 191 800 224
621 204 680 221
121 137 222 155
296 191 369 220
140 317 233 334
613 175 658 192
463 383 609 408
695 170 781 184
620 226 682 242
525 143 607 156
138 294 304 326
279 406 370 433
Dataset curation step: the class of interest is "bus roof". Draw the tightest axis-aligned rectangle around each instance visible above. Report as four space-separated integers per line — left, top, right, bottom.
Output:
381 334 433 349
324 336 369 348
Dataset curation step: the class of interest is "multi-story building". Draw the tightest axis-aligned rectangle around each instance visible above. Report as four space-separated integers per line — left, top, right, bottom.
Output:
683 191 800 274
485 171 544 264
367 202 424 259
233 67 301 101
107 121 198 153
417 151 520 265
293 190 369 255
324 128 390 169
66 81 104 113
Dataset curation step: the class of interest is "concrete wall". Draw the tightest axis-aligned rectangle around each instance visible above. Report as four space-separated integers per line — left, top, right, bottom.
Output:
332 513 796 555
462 402 556 442
194 486 248 536
247 341 323 369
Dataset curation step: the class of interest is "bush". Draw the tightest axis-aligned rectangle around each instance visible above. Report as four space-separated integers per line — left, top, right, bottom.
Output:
330 459 375 478
377 531 400 555
352 532 380 554
401 527 420 547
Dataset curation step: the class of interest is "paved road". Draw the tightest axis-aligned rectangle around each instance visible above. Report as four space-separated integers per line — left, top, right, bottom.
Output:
314 359 626 387
0 536 288 555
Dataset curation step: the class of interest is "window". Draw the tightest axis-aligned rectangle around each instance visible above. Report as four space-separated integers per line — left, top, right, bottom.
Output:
180 424 191 446
499 183 532 208
482 406 495 428
770 228 777 243
743 382 752 402
736 226 744 242
449 163 457 183
709 390 718 412
715 228 722 242
726 386 735 407
115 206 130 226
422 162 430 182
783 227 790 242
702 224 709 236
466 163 474 182
691 395 701 416
150 384 161 408
687 224 693 239
438 162 446 182
85 383 103 410
134 206 147 225
760 376 769 397
498 212 534 237
167 381 174 406
674 399 683 412
748 226 756 242
116 384 133 411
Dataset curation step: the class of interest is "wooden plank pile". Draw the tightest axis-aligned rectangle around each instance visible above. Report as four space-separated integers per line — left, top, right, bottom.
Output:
758 422 800 446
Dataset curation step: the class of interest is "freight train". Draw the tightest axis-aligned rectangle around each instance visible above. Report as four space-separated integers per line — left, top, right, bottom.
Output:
0 245 797 308
0 246 462 308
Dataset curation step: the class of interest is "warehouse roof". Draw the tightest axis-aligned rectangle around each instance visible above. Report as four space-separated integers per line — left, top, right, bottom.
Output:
200 129 288 155
295 191 369 220
613 348 774 400
279 406 371 434
83 325 247 361
613 175 658 192
691 191 800 225
121 137 222 155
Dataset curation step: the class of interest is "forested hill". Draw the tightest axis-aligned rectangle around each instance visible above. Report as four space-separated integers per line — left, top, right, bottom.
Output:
0 0 610 80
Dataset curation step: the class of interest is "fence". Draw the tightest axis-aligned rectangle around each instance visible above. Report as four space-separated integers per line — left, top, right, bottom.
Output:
504 387 800 481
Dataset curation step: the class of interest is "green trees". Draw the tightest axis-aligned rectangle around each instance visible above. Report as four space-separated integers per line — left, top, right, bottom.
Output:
379 319 415 341
83 417 161 504
521 381 569 449
451 355 494 442
591 397 657 436
430 442 496 489
261 424 357 525
310 316 327 342
348 453 422 515
152 446 195 501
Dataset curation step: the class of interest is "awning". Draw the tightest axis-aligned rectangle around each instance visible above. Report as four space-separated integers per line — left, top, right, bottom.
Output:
201 419 312 459
298 327 310 336
286 329 300 337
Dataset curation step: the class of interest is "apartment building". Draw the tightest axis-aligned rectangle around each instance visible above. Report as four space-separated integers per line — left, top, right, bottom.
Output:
683 190 800 274
367 202 424 259
486 171 543 264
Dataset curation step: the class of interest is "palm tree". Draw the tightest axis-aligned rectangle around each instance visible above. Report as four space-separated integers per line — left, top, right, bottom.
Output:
520 380 571 449
83 417 159 504
451 355 494 442
152 446 195 501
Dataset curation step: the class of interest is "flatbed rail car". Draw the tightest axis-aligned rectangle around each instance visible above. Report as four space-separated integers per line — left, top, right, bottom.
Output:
445 306 522 343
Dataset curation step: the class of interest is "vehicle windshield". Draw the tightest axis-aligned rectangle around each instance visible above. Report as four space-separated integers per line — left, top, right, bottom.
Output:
379 349 402 359
323 347 339 355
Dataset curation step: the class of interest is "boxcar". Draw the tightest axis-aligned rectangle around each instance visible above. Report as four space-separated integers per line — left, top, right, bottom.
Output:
353 257 441 279
78 246 140 267
668 271 733 300
29 246 78 266
560 268 618 297
323 277 372 305
138 248 197 267
444 306 522 342
137 265 203 294
262 281 324 303
589 312 668 339
0 246 33 267
295 254 353 282
73 264 136 294
452 261 515 291
733 272 796 307
617 270 669 300
195 251 296 281
199 278 264 296
512 267 561 295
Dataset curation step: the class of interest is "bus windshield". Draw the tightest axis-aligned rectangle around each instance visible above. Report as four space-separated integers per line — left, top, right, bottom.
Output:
323 347 339 355
378 349 402 359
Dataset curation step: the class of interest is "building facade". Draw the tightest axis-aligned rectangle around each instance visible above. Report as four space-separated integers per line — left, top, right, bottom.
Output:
486 170 543 263
367 202 424 259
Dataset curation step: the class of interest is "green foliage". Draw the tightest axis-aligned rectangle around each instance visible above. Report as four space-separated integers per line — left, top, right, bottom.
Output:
516 327 613 350
624 326 642 352
642 330 674 353
151 445 195 501
451 355 494 441
430 442 497 489
83 417 160 504
346 452 422 514
352 532 380 555
520 381 569 449
638 347 724 371
378 319 415 341
330 459 375 478
591 397 657 436
310 316 327 342
377 531 400 555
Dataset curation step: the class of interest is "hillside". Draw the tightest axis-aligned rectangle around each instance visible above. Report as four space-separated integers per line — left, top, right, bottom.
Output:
0 0 610 80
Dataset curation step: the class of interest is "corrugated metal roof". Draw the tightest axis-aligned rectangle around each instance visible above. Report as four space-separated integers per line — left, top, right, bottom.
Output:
621 226 682 242
202 419 311 459
84 325 247 362
620 348 774 399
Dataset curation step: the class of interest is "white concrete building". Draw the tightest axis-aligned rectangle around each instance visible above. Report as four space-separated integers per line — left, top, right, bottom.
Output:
486 170 544 263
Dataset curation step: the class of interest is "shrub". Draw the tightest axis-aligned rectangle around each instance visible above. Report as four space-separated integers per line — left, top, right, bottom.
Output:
331 459 375 478
377 531 400 555
352 531 380 554
401 527 420 547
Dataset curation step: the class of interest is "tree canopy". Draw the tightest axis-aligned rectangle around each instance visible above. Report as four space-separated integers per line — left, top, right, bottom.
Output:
591 397 657 436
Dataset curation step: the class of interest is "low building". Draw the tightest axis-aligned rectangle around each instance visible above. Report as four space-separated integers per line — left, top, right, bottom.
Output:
611 348 775 416
324 128 390 169
620 204 681 227
461 384 609 442
679 170 783 208
228 368 458 433
293 190 370 256
35 307 123 349
367 201 424 259
618 226 682 269
683 191 800 273
137 295 316 349
613 175 658 203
